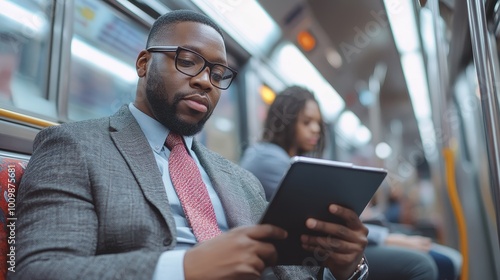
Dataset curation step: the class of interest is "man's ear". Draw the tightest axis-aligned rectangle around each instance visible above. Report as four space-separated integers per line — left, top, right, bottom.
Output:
136 50 149 77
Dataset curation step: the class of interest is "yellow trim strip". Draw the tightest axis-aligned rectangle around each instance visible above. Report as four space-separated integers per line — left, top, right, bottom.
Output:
0 108 58 128
443 148 469 280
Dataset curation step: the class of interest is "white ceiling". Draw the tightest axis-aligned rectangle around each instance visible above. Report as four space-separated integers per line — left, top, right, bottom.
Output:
258 0 423 161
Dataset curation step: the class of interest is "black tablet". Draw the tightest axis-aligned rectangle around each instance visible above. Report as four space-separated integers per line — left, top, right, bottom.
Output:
259 156 387 266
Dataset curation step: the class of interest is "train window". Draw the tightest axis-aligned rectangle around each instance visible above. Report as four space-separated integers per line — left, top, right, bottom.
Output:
67 0 148 121
0 0 54 116
197 80 241 162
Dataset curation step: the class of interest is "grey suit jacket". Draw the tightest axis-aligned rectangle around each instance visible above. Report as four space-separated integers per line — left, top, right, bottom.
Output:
12 106 320 280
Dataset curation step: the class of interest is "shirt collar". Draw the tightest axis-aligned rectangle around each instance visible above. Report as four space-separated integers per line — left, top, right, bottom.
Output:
128 103 194 152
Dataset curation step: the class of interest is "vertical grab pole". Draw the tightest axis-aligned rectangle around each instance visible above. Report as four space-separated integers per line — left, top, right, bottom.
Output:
427 1 470 278
465 0 500 247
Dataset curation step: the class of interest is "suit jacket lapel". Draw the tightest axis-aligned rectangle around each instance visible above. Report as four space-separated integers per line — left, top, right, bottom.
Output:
192 140 257 228
108 106 177 236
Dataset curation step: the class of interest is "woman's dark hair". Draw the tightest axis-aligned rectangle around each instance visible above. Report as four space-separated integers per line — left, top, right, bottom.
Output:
262 85 326 157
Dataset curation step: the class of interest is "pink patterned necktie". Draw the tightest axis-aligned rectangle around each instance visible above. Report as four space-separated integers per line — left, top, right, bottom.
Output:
166 132 222 242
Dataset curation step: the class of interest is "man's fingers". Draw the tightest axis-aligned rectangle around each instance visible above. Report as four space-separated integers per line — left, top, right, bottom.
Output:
301 234 356 254
243 224 288 240
231 226 282 267
305 218 357 242
255 242 279 267
328 204 364 229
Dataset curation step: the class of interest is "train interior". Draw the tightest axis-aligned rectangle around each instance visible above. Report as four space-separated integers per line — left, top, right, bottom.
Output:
0 0 500 279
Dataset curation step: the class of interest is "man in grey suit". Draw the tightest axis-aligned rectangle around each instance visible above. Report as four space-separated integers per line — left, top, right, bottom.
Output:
12 10 369 280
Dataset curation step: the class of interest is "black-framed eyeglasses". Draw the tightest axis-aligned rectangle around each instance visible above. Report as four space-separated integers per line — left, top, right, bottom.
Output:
147 46 237 90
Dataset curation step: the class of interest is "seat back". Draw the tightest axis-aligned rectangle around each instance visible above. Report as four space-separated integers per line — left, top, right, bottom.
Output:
0 153 29 280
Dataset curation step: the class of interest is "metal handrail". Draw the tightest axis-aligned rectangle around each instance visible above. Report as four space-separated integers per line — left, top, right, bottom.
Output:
0 109 58 128
466 0 500 248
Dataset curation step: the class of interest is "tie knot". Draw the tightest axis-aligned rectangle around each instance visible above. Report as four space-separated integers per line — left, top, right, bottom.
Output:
166 133 184 150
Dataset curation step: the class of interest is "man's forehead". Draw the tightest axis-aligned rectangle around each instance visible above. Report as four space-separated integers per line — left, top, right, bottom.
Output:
161 22 227 62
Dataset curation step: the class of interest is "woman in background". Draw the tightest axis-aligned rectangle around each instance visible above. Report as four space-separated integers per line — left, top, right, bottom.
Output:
240 85 325 201
240 85 461 280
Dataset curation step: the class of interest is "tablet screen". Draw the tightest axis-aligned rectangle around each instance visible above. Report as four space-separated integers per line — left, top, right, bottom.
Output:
259 156 387 265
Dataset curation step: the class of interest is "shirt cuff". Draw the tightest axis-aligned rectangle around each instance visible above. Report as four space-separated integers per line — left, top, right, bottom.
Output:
323 268 336 280
365 224 390 245
152 250 186 280
323 257 369 280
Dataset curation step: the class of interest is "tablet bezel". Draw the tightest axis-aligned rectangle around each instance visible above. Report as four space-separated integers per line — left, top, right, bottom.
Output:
258 156 387 265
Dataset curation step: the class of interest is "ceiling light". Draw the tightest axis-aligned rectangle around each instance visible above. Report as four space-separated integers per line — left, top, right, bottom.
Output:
191 0 281 55
337 110 360 139
384 0 420 53
326 47 343 68
375 142 392 159
259 85 276 105
274 43 345 121
355 125 372 146
401 52 431 121
297 30 316 52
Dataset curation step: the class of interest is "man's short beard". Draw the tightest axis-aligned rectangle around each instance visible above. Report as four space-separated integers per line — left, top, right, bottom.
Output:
154 96 209 136
145 67 210 136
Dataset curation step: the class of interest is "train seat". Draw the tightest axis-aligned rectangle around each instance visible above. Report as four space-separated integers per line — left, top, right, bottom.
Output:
0 153 29 280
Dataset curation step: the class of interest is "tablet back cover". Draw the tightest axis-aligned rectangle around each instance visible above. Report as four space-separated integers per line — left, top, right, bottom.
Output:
259 157 387 265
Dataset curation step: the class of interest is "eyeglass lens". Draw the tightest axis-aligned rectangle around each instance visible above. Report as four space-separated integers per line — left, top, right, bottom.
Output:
176 49 234 89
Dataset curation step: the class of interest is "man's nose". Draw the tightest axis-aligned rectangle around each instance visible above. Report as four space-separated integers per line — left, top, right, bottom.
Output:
190 67 213 90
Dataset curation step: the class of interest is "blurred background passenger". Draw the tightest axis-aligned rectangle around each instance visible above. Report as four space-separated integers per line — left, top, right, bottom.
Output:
362 196 463 280
240 85 464 279
240 85 325 201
